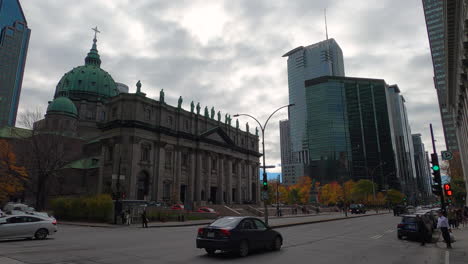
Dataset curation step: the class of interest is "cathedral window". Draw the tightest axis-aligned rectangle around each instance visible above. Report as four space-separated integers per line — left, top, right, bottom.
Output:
141 144 150 162
112 107 117 118
182 153 189 167
167 116 173 126
144 109 151 120
212 158 217 170
165 150 172 168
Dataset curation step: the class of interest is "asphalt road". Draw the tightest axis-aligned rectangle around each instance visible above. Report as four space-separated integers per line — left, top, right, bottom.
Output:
0 214 460 264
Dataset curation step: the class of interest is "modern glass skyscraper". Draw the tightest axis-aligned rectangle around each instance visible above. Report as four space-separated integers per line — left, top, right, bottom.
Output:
304 76 399 190
422 0 458 151
387 85 417 202
412 133 432 203
282 39 345 178
0 0 30 127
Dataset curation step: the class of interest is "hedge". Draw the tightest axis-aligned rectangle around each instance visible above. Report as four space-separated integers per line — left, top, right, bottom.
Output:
50 194 113 222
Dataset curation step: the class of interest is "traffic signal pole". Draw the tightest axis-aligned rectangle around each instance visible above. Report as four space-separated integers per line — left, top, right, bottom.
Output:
430 124 446 212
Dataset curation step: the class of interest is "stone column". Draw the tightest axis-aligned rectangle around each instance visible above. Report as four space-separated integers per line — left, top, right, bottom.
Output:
206 153 212 202
188 151 196 203
255 164 261 203
97 146 106 194
236 161 242 203
217 155 224 204
174 149 181 203
247 162 252 201
226 158 233 204
156 145 166 201
195 151 202 202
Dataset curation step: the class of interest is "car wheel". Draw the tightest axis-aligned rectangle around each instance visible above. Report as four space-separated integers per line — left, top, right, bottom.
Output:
238 240 249 257
271 236 282 251
205 248 216 255
397 235 403 240
34 228 48 240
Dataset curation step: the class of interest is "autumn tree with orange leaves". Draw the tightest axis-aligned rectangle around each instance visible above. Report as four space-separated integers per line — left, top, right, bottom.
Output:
0 139 28 203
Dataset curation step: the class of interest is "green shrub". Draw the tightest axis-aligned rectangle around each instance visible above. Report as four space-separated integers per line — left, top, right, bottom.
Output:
50 194 113 222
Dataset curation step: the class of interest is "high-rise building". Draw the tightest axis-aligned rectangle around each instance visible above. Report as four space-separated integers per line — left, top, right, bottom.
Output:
0 0 30 127
412 134 432 203
422 0 459 151
387 85 418 203
445 0 468 204
282 39 345 178
279 119 296 185
303 76 399 190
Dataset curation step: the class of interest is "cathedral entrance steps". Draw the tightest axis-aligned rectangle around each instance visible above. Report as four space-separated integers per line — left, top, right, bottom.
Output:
208 205 245 216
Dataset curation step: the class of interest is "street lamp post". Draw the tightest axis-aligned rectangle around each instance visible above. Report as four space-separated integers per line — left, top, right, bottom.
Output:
276 174 280 217
367 162 386 201
234 104 294 225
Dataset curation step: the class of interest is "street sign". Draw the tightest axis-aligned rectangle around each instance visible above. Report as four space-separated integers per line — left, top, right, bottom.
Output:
441 151 453 161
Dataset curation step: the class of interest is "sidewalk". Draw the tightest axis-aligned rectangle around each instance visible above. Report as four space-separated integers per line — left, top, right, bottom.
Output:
59 211 389 229
435 225 468 263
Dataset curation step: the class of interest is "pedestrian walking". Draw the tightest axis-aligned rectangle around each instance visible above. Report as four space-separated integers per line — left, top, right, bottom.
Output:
437 211 452 249
120 210 126 225
126 209 132 225
141 209 148 228
416 215 428 246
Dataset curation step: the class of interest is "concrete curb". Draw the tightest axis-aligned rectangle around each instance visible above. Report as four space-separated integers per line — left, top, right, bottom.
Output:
59 212 390 229
271 212 391 229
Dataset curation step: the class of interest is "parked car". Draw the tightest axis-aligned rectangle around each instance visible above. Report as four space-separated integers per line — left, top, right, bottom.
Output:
0 214 57 240
196 207 216 214
406 206 416 214
397 214 433 240
349 204 366 214
196 216 283 257
171 204 184 210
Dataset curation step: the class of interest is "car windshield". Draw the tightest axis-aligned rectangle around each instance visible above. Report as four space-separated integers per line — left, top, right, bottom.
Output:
402 217 417 223
209 217 240 228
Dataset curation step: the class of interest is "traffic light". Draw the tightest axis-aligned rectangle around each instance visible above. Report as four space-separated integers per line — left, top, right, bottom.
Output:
431 153 440 174
432 184 442 196
443 184 453 197
263 179 268 191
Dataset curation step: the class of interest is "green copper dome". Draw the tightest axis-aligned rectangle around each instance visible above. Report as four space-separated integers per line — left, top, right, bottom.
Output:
47 97 78 118
55 36 118 99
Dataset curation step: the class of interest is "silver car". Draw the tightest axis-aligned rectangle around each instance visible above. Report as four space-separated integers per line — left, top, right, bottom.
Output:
0 214 57 240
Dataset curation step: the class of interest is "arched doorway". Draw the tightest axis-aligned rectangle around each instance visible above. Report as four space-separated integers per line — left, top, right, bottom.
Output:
137 171 150 200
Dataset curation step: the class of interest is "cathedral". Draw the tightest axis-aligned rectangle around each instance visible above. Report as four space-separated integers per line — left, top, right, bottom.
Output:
31 32 262 207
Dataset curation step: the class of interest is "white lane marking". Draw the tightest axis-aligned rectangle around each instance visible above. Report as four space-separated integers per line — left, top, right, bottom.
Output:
445 250 449 264
370 234 383 239
385 229 395 233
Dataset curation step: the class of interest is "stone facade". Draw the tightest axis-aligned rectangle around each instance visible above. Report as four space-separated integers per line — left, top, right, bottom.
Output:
97 93 261 206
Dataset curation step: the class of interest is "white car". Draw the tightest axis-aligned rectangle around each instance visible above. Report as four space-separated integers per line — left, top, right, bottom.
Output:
0 214 57 240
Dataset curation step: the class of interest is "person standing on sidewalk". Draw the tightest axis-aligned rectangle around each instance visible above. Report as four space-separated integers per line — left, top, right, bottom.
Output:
416 215 428 246
141 209 148 228
437 211 452 249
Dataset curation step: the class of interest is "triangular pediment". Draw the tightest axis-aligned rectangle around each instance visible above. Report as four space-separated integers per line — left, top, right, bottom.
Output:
200 127 234 146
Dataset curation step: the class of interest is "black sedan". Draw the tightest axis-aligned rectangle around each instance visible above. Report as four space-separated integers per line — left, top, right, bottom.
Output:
196 216 283 257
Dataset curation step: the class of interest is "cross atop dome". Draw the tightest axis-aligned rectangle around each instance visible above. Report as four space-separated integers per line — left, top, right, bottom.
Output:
91 26 100 40
85 26 102 67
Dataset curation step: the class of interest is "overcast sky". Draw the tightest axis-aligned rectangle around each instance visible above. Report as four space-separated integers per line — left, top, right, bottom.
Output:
18 0 445 174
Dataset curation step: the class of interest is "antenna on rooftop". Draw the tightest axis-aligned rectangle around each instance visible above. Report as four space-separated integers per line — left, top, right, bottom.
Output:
324 8 329 40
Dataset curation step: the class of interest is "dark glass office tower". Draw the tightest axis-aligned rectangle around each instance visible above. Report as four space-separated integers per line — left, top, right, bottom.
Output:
422 0 458 151
305 76 399 190
0 0 30 127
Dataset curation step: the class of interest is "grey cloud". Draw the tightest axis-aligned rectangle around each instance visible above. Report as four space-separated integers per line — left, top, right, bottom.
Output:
17 0 446 172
